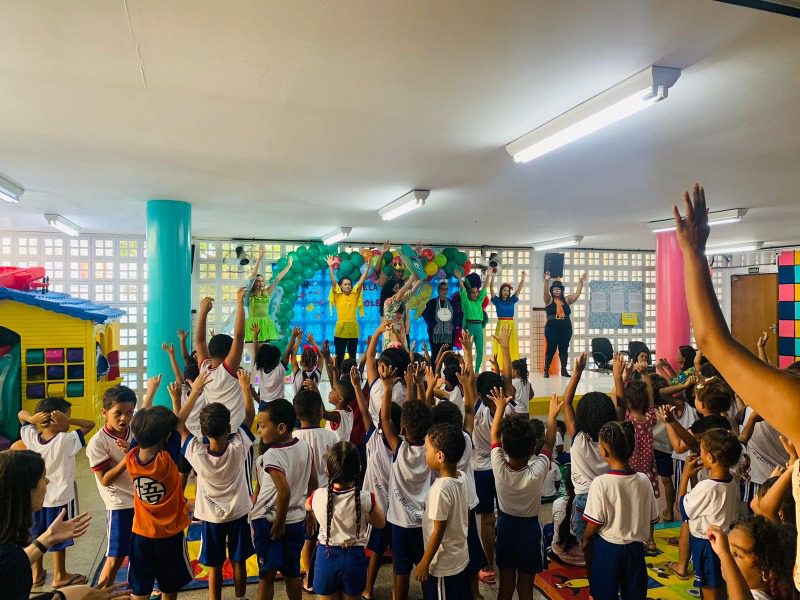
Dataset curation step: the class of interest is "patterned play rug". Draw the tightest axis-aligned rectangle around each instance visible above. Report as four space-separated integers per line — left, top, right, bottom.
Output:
534 522 700 599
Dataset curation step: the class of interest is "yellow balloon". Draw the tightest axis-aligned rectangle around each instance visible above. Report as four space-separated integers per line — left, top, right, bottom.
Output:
407 296 421 310
419 283 433 300
424 261 437 276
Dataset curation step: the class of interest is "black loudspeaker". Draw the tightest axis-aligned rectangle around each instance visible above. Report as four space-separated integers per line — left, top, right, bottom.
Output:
544 253 565 279
190 244 196 274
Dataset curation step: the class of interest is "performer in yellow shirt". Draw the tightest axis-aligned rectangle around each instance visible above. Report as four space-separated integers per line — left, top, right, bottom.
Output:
327 255 369 371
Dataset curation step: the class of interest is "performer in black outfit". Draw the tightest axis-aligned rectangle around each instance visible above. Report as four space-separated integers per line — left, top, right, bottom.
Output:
542 272 587 377
422 280 458 365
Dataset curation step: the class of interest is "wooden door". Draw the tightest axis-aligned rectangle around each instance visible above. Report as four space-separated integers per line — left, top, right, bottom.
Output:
731 273 778 359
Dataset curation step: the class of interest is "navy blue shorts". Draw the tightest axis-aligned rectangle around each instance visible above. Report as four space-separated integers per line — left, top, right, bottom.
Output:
495 512 545 574
105 508 134 558
690 534 724 589
588 536 646 600
390 523 424 575
252 519 304 578
314 545 368 596
199 515 255 567
366 523 391 555
467 509 487 574
31 501 76 552
129 532 193 595
473 469 496 514
654 450 673 477
424 569 470 599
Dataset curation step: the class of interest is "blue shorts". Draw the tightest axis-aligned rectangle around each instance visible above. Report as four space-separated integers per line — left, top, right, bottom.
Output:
654 449 673 477
366 523 392 555
314 545 368 596
31 501 77 552
589 536 646 600
106 508 134 558
473 469 496 514
252 519 304 578
570 492 588 541
199 515 255 567
495 512 545 574
424 569 470 600
129 532 193 595
390 523 424 575
690 534 724 589
467 509 487 574
673 458 686 494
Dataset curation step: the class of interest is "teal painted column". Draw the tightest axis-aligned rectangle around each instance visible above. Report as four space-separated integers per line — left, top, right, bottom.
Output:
146 200 191 407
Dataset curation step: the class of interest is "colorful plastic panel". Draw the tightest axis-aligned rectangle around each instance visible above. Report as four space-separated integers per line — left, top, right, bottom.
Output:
25 349 44 364
778 250 800 369
45 348 64 363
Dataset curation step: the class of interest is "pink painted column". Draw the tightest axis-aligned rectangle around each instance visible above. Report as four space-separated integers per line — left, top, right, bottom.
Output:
656 231 690 364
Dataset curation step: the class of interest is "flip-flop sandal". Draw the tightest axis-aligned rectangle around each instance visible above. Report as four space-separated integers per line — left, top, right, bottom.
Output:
32 570 47 587
664 561 691 581
478 568 496 584
645 542 658 556
52 573 88 589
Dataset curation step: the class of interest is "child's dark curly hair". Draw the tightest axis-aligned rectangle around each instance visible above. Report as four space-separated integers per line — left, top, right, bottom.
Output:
623 380 649 413
598 421 636 462
293 388 323 422
102 385 137 410
400 400 432 443
432 401 463 428
300 347 318 370
255 343 282 373
695 377 733 414
476 371 503 399
442 362 461 388
500 414 536 461
378 347 410 378
530 418 545 454
199 402 231 438
334 377 356 407
427 423 466 465
650 374 669 406
700 428 741 468
731 516 796 600
575 392 617 442
511 358 529 384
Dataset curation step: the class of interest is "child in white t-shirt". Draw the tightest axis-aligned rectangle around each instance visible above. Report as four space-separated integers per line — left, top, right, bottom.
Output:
490 390 560 599
287 327 321 395
364 322 409 425
307 441 385 598
511 358 534 417
252 335 291 404
174 369 256 600
19 397 95 589
323 374 356 443
415 423 470 599
582 421 659 600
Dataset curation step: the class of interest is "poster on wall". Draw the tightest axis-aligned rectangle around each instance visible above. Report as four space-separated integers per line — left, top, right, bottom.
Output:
588 281 644 330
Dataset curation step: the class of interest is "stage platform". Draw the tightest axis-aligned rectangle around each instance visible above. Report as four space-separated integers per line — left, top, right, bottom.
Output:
527 370 614 417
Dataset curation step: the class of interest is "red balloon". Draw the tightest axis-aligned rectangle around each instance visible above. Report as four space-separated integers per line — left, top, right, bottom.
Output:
482 295 490 309
422 248 434 261
371 248 381 256
463 260 472 274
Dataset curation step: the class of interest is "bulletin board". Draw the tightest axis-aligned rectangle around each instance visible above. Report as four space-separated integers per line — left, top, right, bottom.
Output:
588 281 645 330
778 250 800 368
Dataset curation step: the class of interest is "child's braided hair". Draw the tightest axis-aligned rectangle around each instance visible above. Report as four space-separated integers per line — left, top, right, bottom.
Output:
325 441 362 544
598 420 636 462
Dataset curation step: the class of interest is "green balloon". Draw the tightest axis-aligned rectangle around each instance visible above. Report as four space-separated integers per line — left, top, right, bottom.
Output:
383 251 393 263
349 252 364 267
337 252 349 263
300 253 313 266
434 254 447 267
287 250 299 261
454 251 467 266
442 247 456 259
280 279 297 295
275 257 288 270
443 261 456 275
285 309 295 322
338 261 354 278
308 244 321 256
302 265 315 279
296 245 309 255
382 264 395 277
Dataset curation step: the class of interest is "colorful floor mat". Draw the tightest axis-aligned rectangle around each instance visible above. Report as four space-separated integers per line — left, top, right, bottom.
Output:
534 523 700 599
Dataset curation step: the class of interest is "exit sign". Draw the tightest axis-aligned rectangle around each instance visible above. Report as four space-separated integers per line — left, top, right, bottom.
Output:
748 267 760 274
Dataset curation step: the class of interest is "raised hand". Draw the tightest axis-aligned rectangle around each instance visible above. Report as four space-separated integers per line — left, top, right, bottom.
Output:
349 365 361 388
549 392 564 419
251 322 261 338
780 434 798 464
42 509 92 546
658 404 676 423
488 386 511 411
236 287 246 303
672 183 710 255
291 326 303 339
177 329 187 341
378 362 399 386
199 296 214 313
579 272 588 284
706 525 731 558
321 340 331 361
167 381 182 405
237 368 251 389
146 374 162 396
326 255 335 267
575 351 587 373
493 327 511 348
286 255 294 268
188 370 213 394
162 341 175 355
29 411 50 426
544 271 551 281
302 378 319 393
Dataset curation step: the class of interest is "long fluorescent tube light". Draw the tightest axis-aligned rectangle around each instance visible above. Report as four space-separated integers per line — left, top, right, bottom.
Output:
705 242 763 256
378 189 430 221
0 173 24 204
506 65 681 163
533 236 584 251
322 227 352 245
648 208 748 233
45 214 81 237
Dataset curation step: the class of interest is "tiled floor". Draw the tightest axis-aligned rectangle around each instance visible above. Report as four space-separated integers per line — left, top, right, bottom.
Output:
34 453 549 599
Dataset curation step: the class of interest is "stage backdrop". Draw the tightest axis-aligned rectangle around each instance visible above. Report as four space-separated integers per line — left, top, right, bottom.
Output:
778 250 800 368
588 280 645 330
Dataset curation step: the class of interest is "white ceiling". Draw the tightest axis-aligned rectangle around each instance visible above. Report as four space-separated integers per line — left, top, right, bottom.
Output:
1 0 799 249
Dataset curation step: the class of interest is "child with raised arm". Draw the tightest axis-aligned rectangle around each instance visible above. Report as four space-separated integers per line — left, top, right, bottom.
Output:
251 399 317 600
581 421 660 600
174 369 254 600
490 389 560 600
365 321 410 425
414 423 470 599
252 326 292 405
288 327 322 395
19 398 95 589
381 363 433 600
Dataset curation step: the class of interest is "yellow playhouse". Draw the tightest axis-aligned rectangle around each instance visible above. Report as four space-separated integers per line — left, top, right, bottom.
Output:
0 285 124 443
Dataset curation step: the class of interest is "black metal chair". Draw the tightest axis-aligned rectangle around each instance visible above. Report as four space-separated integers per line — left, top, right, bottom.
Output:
628 341 652 365
591 337 614 371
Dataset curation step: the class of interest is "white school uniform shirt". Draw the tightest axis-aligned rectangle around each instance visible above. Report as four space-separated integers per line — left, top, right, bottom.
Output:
86 426 134 510
423 473 469 577
310 487 376 546
583 471 659 545
182 383 207 439
293 367 320 395
543 462 562 497
387 437 431 528
326 408 354 443
672 404 698 461
471 401 514 472
368 378 407 426
743 407 788 485
570 432 608 495
491 444 551 517
252 437 313 524
458 431 479 509
200 358 245 431
182 424 255 523
652 419 673 454
680 476 739 538
20 425 85 507
511 378 530 416
363 427 393 513
257 362 287 402
438 385 464 417
293 426 339 487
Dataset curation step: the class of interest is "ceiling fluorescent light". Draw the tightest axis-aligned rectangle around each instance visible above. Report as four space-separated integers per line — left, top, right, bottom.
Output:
533 236 584 251
45 214 80 237
322 227 352 245
648 208 748 233
378 190 430 221
506 65 681 163
0 173 24 204
705 242 763 256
